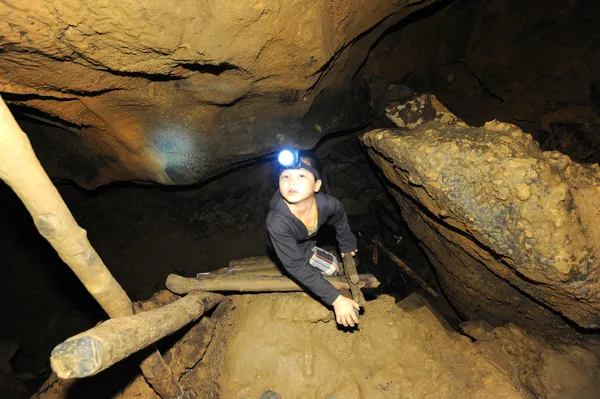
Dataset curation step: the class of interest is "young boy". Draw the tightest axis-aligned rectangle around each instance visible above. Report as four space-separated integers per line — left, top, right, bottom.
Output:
266 155 360 327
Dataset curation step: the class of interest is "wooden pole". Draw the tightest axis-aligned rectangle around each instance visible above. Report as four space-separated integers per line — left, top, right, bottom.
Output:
208 266 283 277
0 96 185 398
166 273 380 295
342 254 365 306
50 291 222 379
0 96 132 318
371 236 439 298
228 256 279 271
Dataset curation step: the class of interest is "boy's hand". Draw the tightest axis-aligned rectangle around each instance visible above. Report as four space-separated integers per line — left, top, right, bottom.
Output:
332 295 360 327
341 249 358 258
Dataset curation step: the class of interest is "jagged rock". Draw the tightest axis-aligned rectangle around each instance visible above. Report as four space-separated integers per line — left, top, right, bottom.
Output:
362 94 600 330
462 321 600 399
186 293 523 398
0 0 438 188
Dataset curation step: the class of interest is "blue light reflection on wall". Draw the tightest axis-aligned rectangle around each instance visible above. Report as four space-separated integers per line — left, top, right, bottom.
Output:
152 128 203 183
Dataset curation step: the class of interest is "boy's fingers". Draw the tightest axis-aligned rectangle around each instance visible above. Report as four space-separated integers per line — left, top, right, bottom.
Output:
350 311 359 325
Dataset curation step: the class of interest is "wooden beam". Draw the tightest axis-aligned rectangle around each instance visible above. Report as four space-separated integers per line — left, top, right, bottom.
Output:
228 256 279 271
342 254 365 306
0 95 132 318
166 273 380 295
0 96 185 398
50 291 223 379
371 236 438 298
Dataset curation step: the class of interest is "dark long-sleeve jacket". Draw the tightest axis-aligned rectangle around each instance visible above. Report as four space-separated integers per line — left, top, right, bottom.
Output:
266 191 357 305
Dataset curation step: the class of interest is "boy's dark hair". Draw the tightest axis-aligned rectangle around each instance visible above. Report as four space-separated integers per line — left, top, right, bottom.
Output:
275 154 321 181
299 155 321 179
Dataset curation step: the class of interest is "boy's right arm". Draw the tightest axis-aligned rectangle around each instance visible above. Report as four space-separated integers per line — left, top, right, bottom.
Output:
267 222 340 306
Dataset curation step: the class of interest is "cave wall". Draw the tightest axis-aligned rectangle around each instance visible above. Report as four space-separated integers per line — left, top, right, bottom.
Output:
0 0 439 188
365 0 600 164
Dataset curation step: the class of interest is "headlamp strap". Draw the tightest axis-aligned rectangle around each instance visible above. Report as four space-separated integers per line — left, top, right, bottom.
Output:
298 161 320 181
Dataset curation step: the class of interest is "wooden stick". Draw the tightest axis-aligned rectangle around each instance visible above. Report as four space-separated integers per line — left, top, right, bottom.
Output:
166 273 380 295
0 96 132 317
228 256 279 271
50 291 223 379
0 96 184 398
342 254 360 284
208 266 283 277
371 236 438 298
342 255 365 306
217 268 284 277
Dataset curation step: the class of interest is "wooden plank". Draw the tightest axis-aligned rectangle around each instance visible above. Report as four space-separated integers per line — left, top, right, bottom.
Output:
372 236 438 298
166 273 380 295
50 291 223 379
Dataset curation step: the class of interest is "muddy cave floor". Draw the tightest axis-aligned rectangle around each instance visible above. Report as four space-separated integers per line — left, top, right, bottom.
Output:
0 135 462 396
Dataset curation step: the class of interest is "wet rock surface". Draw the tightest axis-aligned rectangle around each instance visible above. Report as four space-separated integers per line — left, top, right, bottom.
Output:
362 94 600 331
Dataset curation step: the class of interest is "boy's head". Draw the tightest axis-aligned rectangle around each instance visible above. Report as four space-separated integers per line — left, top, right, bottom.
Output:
279 156 322 204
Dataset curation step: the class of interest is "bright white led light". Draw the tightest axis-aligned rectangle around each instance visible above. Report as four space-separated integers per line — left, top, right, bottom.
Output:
278 150 295 166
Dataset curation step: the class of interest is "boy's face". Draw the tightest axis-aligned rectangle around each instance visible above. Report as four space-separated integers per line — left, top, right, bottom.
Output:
279 168 322 204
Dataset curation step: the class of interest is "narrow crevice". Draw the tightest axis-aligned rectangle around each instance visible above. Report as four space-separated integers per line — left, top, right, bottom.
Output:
178 62 243 76
106 68 186 81
5 100 89 130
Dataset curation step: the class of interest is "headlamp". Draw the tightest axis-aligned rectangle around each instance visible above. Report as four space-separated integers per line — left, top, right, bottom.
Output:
277 149 299 168
276 149 320 181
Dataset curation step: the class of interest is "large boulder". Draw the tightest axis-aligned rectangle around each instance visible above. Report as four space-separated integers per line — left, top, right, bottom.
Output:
362 94 600 331
0 0 437 188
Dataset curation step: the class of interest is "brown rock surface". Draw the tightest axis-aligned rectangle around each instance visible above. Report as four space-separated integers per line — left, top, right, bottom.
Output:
189 293 523 399
0 0 438 188
362 94 600 330
462 321 600 399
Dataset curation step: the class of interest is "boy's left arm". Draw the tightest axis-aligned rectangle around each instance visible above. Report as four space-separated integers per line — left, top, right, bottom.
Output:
328 197 357 253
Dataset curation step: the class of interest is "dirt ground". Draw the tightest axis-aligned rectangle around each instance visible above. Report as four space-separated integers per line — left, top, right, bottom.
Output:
192 293 523 399
32 293 525 399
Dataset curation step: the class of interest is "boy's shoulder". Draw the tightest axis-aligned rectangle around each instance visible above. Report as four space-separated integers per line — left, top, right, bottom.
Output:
265 210 300 237
315 191 341 210
266 195 294 229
